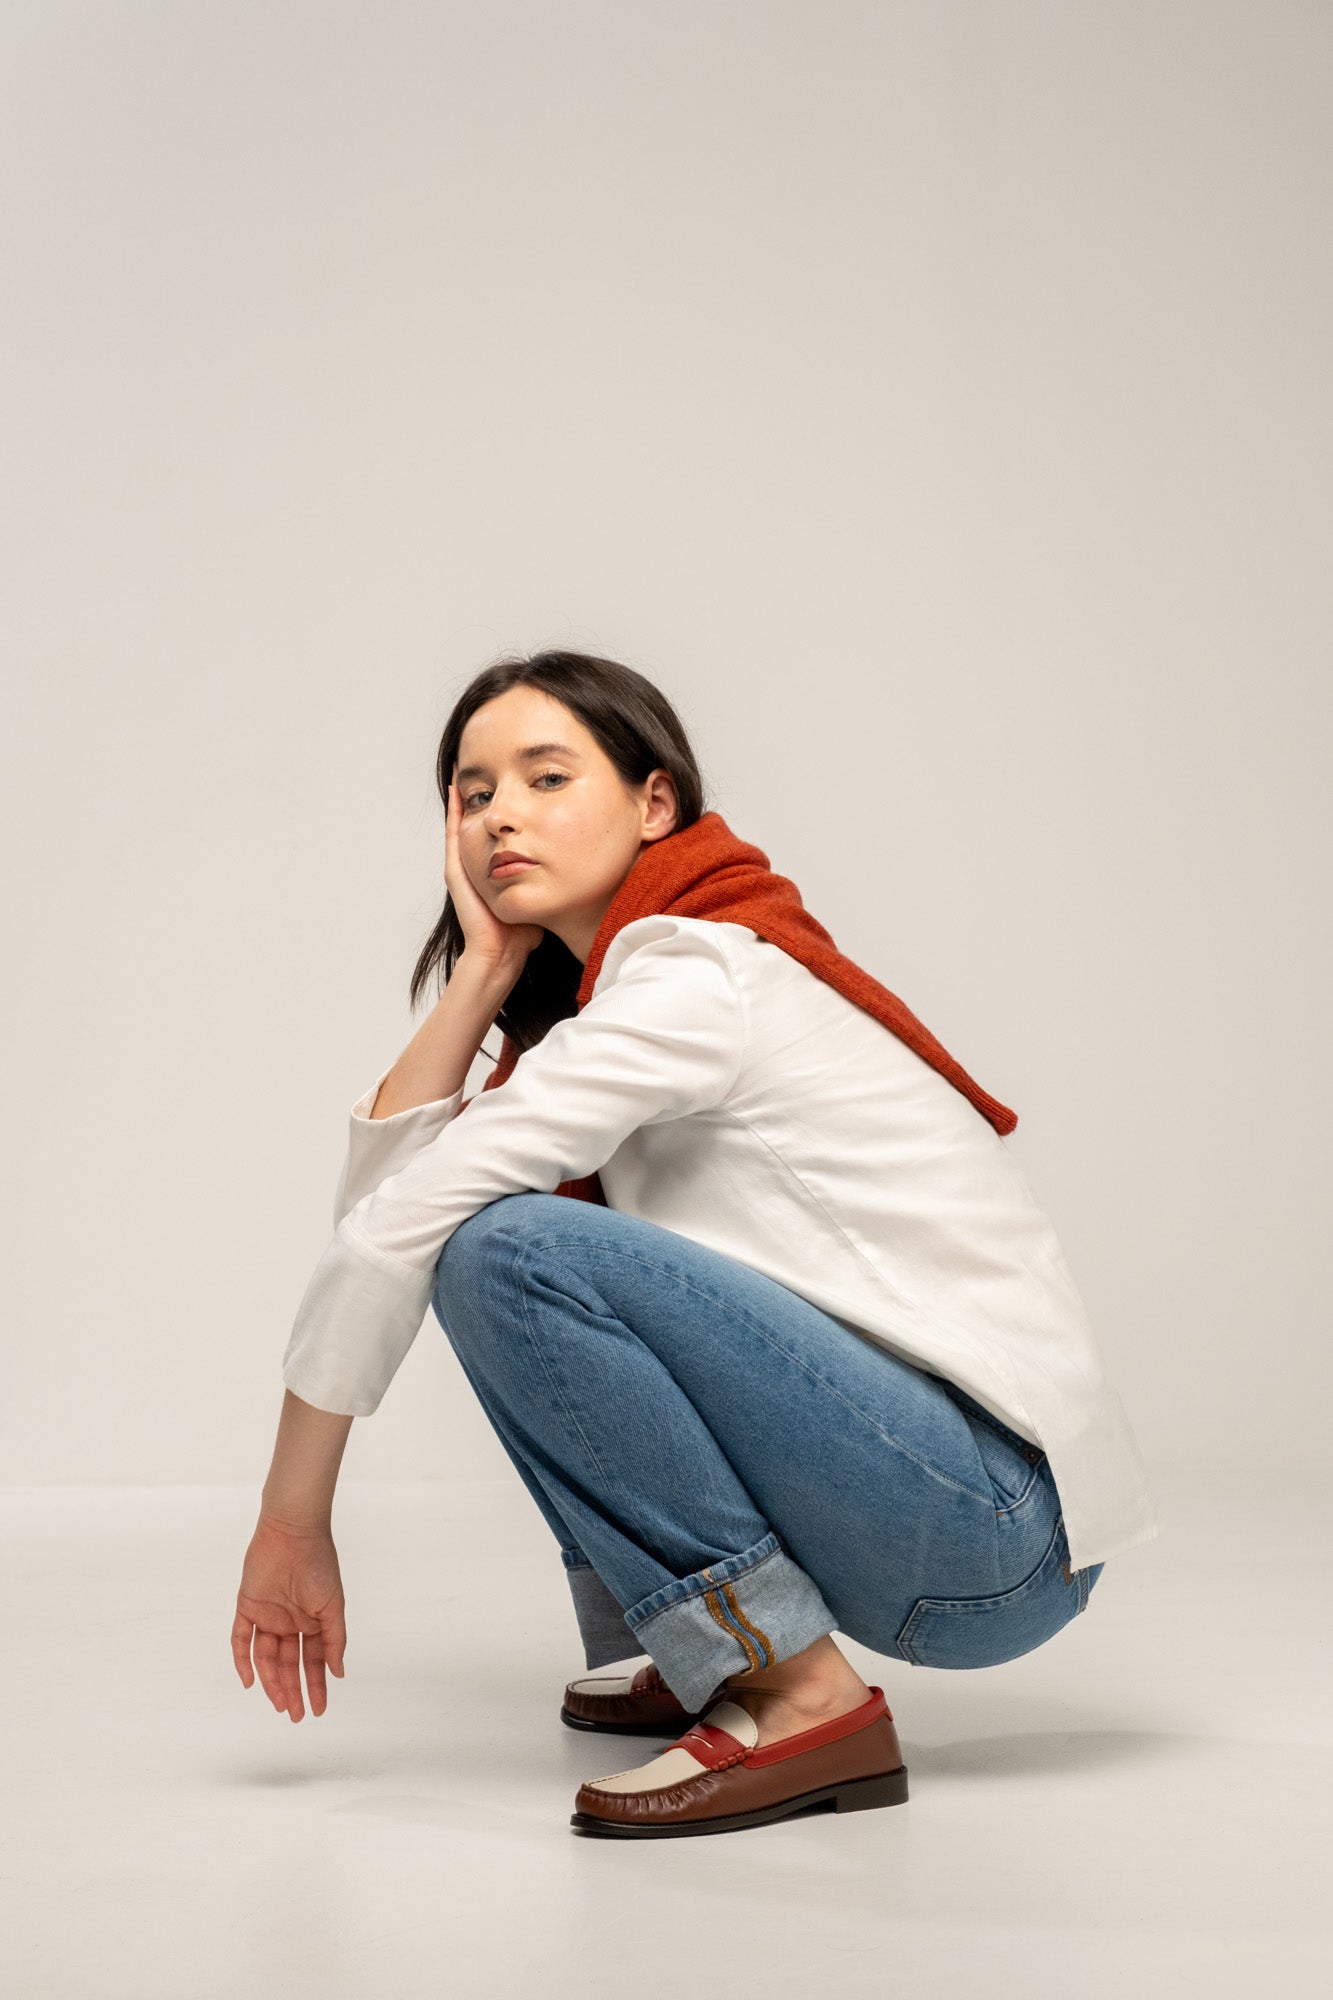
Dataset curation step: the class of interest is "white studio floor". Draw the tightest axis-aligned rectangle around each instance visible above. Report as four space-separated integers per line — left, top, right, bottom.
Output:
2 1465 1328 2000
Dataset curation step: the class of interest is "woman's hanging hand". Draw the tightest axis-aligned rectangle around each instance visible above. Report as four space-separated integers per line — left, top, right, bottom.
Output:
231 1517 347 1722
445 772 545 975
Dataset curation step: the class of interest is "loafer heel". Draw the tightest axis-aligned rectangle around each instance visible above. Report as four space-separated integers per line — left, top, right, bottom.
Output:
834 1766 909 1813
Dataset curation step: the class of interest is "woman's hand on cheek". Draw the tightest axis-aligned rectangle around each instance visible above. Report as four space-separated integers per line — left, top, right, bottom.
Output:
445 777 545 974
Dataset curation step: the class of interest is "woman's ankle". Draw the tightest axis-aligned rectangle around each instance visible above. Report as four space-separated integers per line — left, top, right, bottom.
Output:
722 1636 871 1740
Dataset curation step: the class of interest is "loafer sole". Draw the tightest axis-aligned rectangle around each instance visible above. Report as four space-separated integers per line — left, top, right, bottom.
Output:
570 1763 909 1837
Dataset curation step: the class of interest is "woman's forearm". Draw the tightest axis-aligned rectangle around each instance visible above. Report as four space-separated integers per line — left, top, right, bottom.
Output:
259 963 520 1525
369 951 518 1119
260 1389 355 1531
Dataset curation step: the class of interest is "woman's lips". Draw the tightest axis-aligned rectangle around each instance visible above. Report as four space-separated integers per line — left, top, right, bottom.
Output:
490 859 538 879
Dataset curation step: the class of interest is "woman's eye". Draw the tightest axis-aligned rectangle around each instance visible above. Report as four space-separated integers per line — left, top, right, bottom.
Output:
463 771 567 809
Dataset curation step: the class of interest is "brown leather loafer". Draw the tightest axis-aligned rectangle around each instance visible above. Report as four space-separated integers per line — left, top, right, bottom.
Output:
560 1661 725 1736
570 1685 908 1837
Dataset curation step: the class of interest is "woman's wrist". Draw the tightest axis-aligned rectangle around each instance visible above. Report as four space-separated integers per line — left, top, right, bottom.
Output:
369 950 522 1121
453 945 527 999
260 1390 354 1533
255 1502 333 1538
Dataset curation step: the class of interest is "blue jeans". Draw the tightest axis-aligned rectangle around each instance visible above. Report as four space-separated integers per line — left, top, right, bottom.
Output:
430 1192 1104 1715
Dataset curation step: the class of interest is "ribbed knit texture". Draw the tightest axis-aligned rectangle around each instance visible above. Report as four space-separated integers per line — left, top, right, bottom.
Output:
475 809 1017 1202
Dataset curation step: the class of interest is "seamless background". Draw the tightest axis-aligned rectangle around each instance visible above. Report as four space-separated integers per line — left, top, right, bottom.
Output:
2 0 1328 1492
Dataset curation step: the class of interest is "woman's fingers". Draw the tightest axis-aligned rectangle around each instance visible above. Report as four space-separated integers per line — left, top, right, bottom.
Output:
242 1620 338 1721
251 1627 287 1712
444 778 463 890
278 1631 305 1722
302 1630 328 1716
230 1611 256 1688
321 1593 348 1679
304 1590 348 1712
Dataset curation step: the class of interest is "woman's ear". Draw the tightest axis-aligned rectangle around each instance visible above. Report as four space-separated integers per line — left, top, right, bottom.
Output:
640 768 679 841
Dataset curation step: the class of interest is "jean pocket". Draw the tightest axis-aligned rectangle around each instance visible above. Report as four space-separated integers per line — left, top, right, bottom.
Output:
895 1514 1089 1669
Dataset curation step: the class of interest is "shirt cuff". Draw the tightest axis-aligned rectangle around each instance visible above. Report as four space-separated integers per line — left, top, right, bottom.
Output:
350 1066 467 1126
333 1067 468 1228
281 1223 437 1416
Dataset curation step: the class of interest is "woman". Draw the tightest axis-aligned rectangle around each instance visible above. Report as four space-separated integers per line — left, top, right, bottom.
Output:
232 649 1161 1841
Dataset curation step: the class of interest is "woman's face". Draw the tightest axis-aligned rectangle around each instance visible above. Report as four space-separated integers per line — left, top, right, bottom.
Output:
453 685 679 964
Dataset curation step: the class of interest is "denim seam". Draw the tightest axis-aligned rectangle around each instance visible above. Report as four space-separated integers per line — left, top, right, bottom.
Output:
510 1238 616 1496
437 1297 591 1557
509 1230 995 1508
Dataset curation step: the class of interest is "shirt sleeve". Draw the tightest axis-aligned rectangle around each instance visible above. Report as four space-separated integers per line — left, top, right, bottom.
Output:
332 1067 467 1228
281 921 746 1418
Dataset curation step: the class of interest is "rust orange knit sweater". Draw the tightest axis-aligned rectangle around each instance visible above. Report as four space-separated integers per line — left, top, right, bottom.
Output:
473 809 1017 1203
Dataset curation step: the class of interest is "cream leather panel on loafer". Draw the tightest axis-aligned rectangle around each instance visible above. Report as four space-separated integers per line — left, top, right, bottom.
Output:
566 1670 647 1699
586 1700 758 1792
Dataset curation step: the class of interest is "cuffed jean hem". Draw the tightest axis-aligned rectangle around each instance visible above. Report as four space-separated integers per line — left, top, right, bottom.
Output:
620 1530 840 1716
562 1553 642 1671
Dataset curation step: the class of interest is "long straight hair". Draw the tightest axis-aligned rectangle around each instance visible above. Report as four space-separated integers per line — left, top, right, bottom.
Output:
408 650 709 1059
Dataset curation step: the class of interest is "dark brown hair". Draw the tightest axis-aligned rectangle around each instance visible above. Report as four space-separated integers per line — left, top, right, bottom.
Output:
408 649 709 1060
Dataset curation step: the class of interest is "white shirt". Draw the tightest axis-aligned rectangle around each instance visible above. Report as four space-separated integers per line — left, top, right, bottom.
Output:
282 915 1162 1570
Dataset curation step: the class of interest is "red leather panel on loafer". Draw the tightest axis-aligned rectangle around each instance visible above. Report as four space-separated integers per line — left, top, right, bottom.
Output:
745 1686 892 1766
670 1721 750 1770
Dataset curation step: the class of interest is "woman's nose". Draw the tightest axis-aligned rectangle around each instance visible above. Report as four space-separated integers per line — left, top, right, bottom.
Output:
483 796 521 836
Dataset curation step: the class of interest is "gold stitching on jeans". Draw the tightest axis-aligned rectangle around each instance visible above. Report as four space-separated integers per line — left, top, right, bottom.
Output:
702 1584 762 1669
720 1580 774 1667
700 1568 763 1670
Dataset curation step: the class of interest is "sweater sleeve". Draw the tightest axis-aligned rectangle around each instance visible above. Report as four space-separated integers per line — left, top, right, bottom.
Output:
332 1068 468 1228
281 921 745 1417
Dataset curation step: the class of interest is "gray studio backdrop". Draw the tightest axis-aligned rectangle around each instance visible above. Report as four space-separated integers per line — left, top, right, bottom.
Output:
2 1 1327 1487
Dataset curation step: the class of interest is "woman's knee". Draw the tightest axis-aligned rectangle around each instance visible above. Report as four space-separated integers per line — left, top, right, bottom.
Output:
431 1191 557 1318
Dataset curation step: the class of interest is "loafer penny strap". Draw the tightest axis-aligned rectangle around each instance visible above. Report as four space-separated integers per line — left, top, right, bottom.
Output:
668 1722 749 1770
